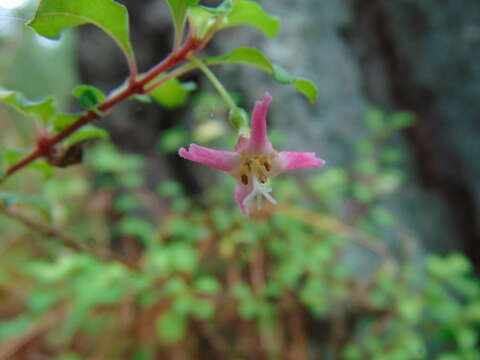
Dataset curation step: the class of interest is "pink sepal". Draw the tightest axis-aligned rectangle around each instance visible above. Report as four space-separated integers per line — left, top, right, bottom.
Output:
179 144 239 172
247 93 273 154
278 152 325 173
234 184 251 216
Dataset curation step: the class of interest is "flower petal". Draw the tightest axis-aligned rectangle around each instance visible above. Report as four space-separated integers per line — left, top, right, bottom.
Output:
235 183 252 216
179 144 239 172
247 93 273 154
277 152 326 173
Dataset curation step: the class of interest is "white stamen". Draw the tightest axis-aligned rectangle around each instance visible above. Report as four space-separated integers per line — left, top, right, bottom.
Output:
243 175 277 210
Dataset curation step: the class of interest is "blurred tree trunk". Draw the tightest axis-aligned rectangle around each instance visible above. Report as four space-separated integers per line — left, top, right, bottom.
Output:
77 0 480 269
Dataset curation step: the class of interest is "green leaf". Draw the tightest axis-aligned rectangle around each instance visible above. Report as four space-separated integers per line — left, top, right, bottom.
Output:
204 48 318 103
118 216 156 244
292 79 318 103
63 125 109 147
166 0 198 41
156 311 187 343
4 150 53 178
194 277 221 295
222 0 280 38
205 47 272 72
187 0 232 38
0 88 56 124
149 79 196 109
28 0 134 61
52 113 82 131
0 315 33 341
72 85 105 110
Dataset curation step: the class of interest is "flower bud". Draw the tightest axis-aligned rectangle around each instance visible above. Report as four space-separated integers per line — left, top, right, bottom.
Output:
228 107 249 132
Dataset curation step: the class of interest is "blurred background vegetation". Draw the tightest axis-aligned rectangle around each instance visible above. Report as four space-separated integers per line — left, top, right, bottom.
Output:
1 0 479 359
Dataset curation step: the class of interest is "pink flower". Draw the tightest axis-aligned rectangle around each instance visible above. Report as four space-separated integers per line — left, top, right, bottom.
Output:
179 93 325 215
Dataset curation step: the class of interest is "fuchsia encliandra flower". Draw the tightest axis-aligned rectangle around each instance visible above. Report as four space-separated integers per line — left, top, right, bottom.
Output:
179 93 325 215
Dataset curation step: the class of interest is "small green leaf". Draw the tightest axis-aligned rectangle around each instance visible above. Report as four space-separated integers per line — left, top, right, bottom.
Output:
118 216 156 244
222 0 280 38
28 0 134 61
205 47 272 73
52 113 82 131
188 2 230 38
0 88 56 124
4 150 53 178
194 277 221 295
149 79 196 109
72 85 105 110
204 48 318 103
292 79 318 104
166 0 199 41
156 312 187 343
63 125 109 147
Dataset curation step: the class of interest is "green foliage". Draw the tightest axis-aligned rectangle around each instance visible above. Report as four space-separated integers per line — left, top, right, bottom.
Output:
63 125 109 147
221 0 281 39
0 88 56 125
3 149 53 178
149 79 196 109
72 85 106 110
29 0 134 62
205 47 318 102
188 0 279 39
166 0 199 42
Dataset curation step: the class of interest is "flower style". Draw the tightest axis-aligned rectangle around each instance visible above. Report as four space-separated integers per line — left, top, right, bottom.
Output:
179 93 325 215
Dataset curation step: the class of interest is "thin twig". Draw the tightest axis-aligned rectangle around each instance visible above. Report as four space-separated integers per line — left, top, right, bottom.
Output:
0 203 140 271
0 32 203 183
0 203 86 253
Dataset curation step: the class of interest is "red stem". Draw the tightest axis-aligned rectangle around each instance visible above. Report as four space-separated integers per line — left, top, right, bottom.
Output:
2 35 202 181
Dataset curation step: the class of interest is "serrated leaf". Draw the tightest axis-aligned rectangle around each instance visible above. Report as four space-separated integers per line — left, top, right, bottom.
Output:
63 125 109 147
204 48 318 102
0 88 56 124
222 0 280 38
72 85 105 110
28 0 134 61
149 79 196 109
